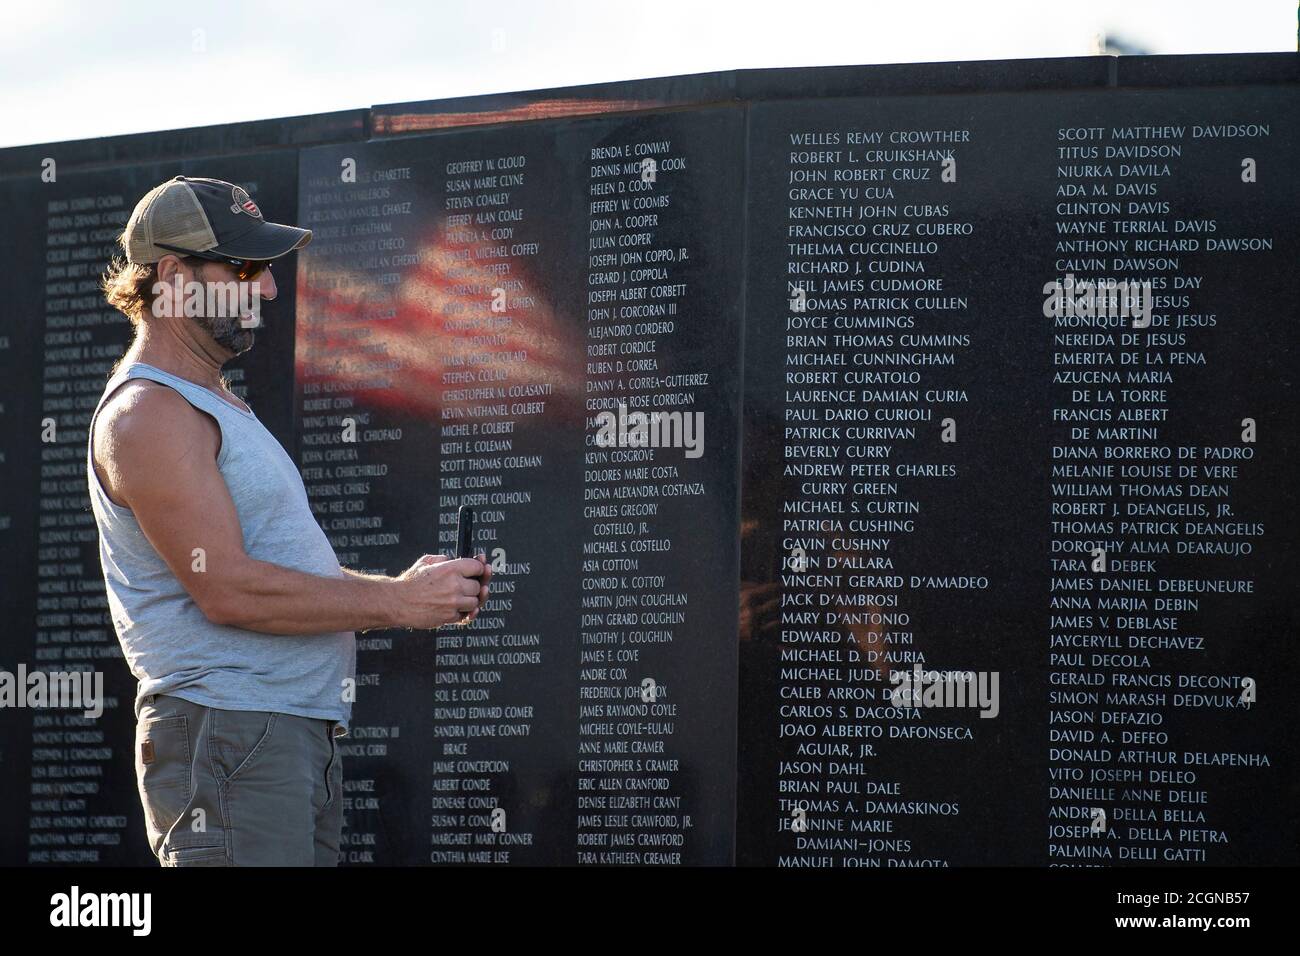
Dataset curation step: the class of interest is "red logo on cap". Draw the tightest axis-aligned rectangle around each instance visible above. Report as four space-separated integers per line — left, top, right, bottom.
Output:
230 186 262 218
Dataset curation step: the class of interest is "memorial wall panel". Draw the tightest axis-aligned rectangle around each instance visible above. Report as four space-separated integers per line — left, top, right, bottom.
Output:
737 87 1298 866
294 105 744 864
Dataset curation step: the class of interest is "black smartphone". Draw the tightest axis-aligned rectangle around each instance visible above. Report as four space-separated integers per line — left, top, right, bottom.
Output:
456 505 476 560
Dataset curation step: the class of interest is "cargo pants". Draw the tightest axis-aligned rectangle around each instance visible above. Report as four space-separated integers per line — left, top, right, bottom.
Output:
134 692 344 866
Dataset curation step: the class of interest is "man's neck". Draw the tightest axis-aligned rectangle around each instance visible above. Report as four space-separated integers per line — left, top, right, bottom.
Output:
120 324 228 391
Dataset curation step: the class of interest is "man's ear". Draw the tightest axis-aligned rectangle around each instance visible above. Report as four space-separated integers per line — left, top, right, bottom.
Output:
156 254 182 284
153 255 199 319
158 255 206 282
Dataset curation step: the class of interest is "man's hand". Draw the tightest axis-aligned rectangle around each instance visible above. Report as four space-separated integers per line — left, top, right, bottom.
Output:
452 551 492 625
391 553 492 629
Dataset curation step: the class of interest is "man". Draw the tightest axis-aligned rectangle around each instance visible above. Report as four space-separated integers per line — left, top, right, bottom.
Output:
90 175 490 866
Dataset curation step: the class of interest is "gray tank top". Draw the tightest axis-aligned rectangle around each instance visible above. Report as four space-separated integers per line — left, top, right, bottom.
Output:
87 362 355 732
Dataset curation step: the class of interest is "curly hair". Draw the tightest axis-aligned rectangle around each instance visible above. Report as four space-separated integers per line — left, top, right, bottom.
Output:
99 253 161 327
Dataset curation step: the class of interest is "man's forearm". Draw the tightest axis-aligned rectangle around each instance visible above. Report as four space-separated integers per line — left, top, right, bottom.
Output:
202 557 400 635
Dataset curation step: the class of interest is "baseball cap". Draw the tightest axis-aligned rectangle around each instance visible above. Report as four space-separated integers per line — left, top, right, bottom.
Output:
122 175 311 264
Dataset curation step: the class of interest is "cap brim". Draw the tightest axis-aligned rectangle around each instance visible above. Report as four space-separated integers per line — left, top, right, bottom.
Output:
211 219 312 261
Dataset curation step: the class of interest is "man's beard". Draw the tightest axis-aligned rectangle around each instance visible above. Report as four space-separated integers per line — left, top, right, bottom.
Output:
193 313 255 356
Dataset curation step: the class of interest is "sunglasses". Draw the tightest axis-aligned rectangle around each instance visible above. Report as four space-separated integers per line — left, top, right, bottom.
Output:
154 242 272 282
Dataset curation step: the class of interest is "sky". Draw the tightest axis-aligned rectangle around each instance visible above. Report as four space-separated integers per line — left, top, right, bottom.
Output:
1 0 1295 149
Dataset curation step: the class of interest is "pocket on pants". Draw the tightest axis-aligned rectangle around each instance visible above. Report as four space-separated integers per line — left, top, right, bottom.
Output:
136 715 192 852
209 709 278 788
161 844 229 867
321 726 342 812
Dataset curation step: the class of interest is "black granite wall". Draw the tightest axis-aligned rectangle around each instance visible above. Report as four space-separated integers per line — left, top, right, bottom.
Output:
0 54 1295 866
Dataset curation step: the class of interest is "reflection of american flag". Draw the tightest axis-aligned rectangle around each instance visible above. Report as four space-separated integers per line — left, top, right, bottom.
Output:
295 216 585 422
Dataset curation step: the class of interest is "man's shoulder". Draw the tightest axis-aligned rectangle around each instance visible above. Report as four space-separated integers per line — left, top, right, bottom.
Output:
96 378 217 457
